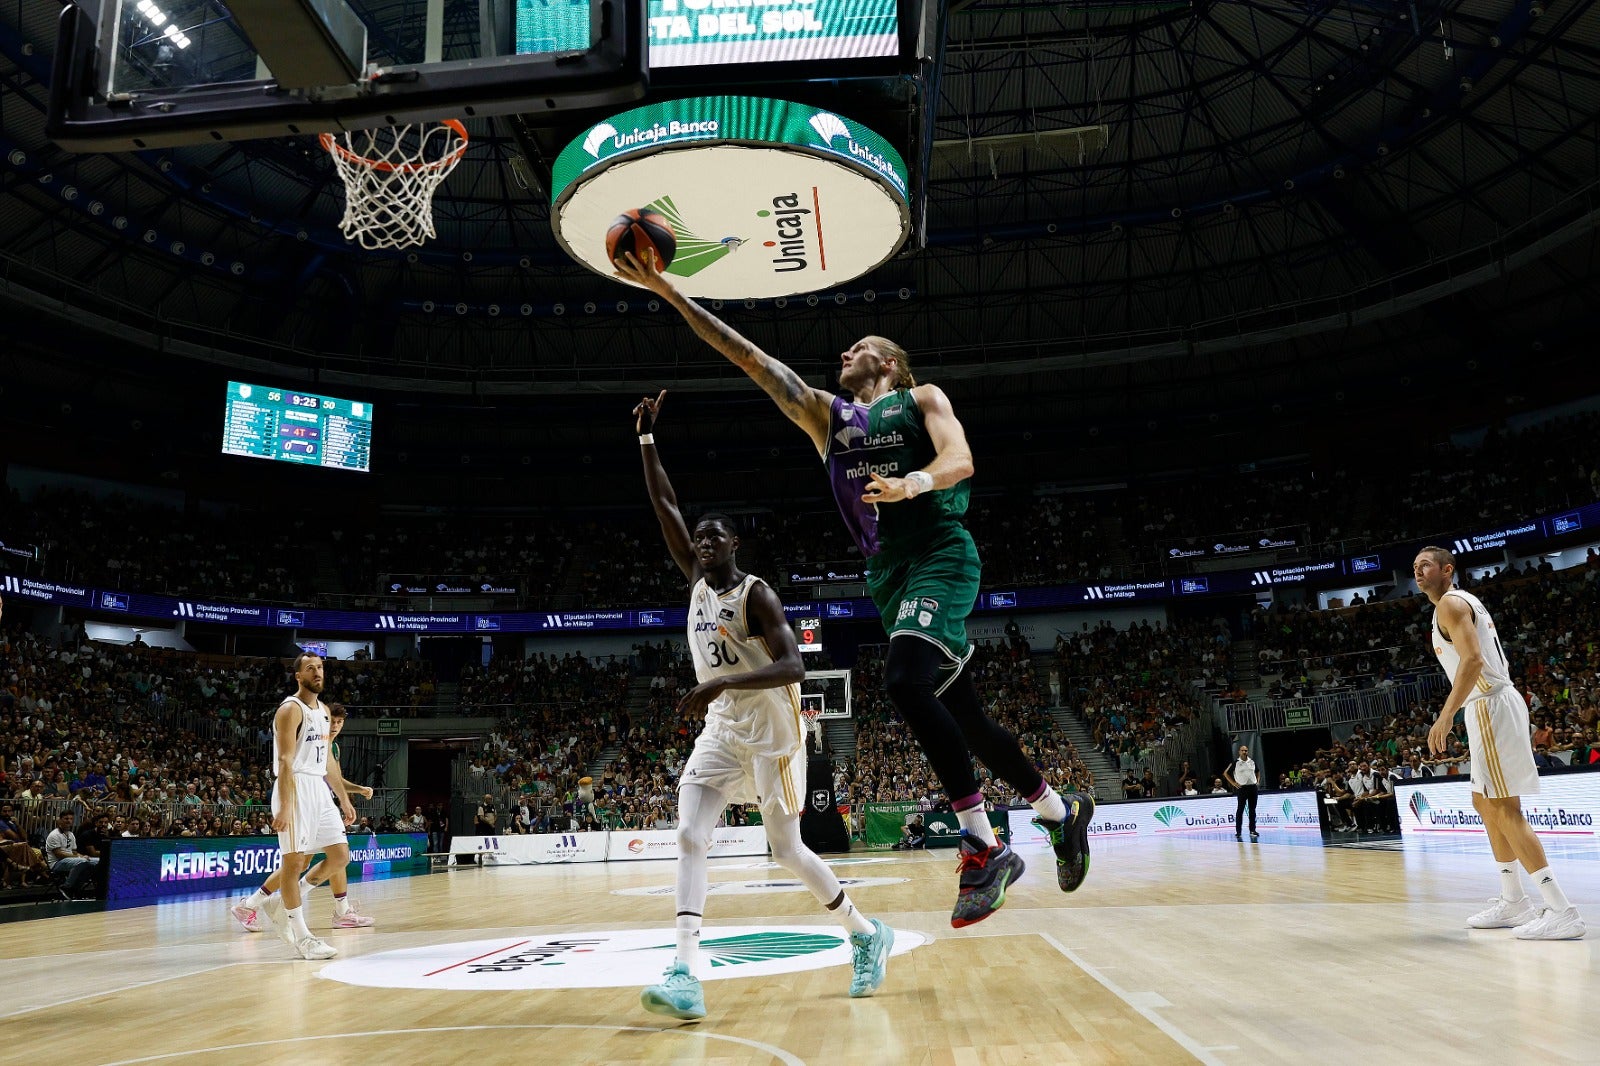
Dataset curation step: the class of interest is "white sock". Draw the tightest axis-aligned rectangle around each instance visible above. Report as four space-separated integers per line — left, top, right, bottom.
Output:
675 913 701 972
299 878 316 900
955 806 997 847
830 891 876 937
764 812 875 937
1497 860 1525 902
244 888 269 909
1029 785 1068 824
1527 866 1573 912
285 905 313 941
333 893 351 917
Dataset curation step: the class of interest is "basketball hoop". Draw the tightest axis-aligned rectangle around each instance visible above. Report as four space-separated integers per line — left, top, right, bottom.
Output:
320 120 470 251
801 704 824 744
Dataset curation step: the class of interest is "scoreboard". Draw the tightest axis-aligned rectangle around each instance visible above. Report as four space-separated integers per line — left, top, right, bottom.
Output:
796 616 824 655
221 381 373 473
516 0 903 66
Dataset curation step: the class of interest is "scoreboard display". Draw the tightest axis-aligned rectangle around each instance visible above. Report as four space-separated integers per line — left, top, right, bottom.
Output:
222 381 373 473
516 0 901 66
796 616 824 655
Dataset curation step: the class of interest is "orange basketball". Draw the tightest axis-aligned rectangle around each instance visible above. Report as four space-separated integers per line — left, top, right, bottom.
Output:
606 207 676 270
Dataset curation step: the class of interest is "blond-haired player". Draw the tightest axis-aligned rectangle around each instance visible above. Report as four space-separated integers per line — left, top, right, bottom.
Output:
1416 546 1584 939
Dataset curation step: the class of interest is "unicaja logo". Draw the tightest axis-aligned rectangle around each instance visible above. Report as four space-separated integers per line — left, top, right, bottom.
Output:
1409 794 1430 823
583 123 617 157
1282 798 1294 821
809 112 850 144
1153 805 1184 827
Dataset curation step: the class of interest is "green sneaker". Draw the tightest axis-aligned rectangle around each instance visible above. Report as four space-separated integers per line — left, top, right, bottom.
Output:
1034 792 1095 893
640 960 706 1021
849 919 894 998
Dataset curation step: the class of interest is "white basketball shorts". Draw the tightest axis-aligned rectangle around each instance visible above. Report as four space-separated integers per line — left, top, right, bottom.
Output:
271 774 349 855
679 727 807 817
1465 688 1540 799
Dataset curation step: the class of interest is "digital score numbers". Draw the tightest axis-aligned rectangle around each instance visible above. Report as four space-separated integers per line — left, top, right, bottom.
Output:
515 1 899 65
796 616 824 654
221 381 373 473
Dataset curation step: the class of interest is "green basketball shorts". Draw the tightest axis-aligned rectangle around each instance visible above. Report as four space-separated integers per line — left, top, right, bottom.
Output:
866 525 981 668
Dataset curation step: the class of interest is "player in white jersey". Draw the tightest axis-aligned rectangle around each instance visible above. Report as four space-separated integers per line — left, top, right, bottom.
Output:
259 653 354 959
633 392 894 1021
230 702 376 932
1417 546 1584 940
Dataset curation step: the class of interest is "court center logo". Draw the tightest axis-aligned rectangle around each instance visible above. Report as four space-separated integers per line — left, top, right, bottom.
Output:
317 925 927 991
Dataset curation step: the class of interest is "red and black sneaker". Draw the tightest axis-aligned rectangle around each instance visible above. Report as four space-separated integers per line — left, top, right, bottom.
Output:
950 833 1026 928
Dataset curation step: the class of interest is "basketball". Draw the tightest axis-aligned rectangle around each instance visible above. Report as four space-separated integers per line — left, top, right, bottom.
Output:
606 207 676 271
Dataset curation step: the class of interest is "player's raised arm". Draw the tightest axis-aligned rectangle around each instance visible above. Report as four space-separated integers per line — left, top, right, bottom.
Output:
615 252 833 454
635 391 698 582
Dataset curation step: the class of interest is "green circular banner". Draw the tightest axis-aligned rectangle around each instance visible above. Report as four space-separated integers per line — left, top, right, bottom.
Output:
552 96 911 299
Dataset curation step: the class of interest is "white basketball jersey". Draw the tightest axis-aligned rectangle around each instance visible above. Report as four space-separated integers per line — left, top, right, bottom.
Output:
1431 589 1514 697
687 574 804 758
272 694 331 777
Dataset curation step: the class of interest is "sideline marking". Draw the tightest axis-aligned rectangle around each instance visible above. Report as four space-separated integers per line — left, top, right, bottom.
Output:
1037 931 1225 1066
97 1024 807 1066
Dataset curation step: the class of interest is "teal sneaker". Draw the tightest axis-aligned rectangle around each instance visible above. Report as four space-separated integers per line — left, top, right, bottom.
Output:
848 919 894 998
1033 792 1095 893
640 960 706 1021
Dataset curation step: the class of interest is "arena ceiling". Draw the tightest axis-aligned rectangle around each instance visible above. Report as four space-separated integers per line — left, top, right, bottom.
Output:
1 0 1597 423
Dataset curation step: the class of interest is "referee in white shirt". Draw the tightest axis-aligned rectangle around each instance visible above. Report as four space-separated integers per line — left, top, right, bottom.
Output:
1224 744 1260 842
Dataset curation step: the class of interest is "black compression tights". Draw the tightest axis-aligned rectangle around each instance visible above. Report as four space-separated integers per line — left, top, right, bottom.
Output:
882 636 1046 802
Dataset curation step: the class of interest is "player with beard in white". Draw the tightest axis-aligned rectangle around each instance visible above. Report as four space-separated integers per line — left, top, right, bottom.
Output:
632 391 894 1021
1416 546 1584 940
258 653 355 959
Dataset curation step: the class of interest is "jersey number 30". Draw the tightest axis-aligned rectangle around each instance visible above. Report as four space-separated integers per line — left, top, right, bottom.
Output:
706 639 740 668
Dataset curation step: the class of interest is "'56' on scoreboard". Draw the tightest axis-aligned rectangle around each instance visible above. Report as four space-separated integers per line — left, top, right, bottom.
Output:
222 381 373 473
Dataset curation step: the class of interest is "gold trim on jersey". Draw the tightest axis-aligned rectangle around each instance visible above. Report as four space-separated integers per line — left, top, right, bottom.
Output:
1475 700 1508 797
776 753 797 812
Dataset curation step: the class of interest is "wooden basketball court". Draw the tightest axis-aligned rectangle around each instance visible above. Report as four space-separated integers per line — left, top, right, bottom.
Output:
3 833 1595 1065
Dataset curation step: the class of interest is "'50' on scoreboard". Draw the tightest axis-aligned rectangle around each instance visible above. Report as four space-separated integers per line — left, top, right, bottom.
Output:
222 381 374 473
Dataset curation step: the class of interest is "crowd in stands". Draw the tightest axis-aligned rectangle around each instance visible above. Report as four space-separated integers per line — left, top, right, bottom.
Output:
1056 618 1229 774
839 639 1095 813
0 617 444 888
10 411 1596 612
13 488 306 601
1275 557 1600 828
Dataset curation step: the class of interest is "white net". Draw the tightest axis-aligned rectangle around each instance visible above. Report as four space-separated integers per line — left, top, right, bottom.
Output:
320 120 469 250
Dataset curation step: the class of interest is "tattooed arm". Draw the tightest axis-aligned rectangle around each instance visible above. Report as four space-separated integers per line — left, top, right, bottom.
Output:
614 251 834 455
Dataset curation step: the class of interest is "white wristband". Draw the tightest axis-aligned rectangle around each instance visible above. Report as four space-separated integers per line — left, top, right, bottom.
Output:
905 470 934 497
639 434 655 446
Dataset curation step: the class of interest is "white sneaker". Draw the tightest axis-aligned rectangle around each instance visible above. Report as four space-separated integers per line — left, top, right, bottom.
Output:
260 894 295 948
1513 906 1586 941
228 899 265 933
295 935 339 960
1466 896 1539 929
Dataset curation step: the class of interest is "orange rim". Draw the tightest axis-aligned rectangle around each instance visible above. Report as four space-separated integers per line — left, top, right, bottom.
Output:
319 118 470 175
